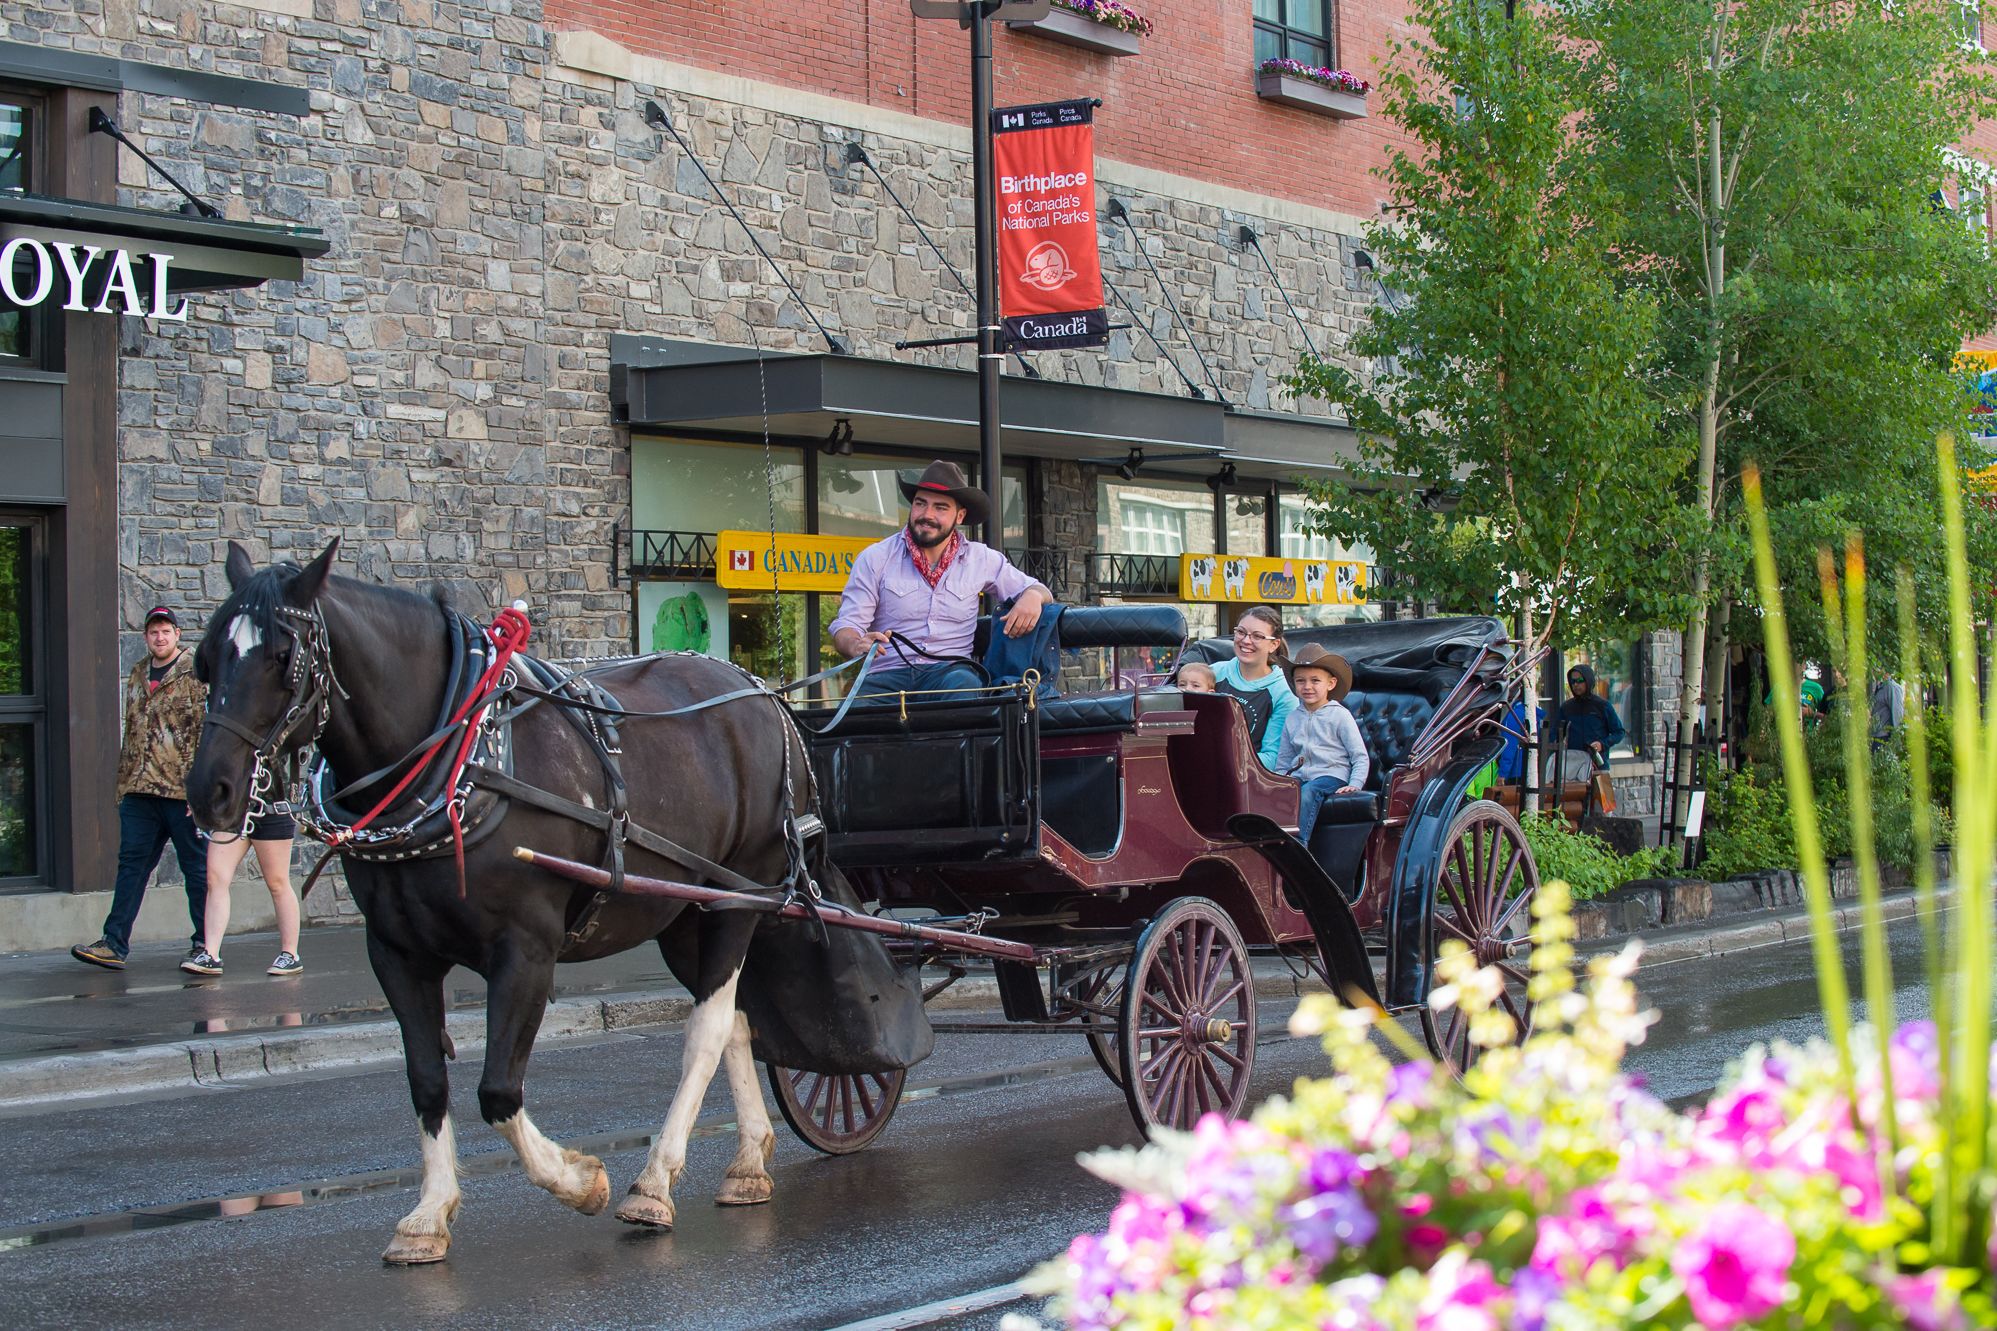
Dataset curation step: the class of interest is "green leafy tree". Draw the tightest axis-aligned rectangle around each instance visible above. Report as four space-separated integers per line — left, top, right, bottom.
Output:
1569 0 1997 821
1291 0 1704 738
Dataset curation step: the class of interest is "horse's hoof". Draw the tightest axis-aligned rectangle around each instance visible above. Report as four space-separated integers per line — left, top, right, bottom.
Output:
382 1232 450 1265
567 1158 611 1216
715 1173 773 1206
615 1187 675 1230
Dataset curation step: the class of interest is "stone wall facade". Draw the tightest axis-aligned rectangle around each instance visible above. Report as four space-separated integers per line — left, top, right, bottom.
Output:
5 3 1386 677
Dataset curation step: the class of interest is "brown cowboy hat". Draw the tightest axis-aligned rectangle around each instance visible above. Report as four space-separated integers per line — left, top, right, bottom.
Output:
1284 644 1353 702
898 460 989 527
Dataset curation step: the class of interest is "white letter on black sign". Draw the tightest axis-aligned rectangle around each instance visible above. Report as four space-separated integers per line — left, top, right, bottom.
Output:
53 243 104 312
94 248 146 316
145 253 189 322
0 238 52 308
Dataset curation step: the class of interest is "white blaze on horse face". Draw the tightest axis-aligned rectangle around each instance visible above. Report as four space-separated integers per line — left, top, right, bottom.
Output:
227 613 263 659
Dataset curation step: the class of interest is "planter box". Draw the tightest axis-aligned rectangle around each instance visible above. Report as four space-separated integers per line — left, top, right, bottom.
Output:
1007 8 1142 56
1255 70 1368 120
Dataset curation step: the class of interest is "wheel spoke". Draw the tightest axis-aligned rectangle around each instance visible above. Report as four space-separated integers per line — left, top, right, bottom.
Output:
853 1077 877 1119
1480 820 1508 924
1138 1025 1181 1039
1497 960 1531 987
1141 1040 1186 1086
1141 989 1181 1022
1205 978 1247 1013
1199 1049 1231 1103
1210 1043 1247 1071
800 1072 826 1115
1436 915 1476 944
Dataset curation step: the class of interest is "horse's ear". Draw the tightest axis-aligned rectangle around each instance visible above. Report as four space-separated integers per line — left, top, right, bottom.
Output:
290 537 341 605
225 541 256 591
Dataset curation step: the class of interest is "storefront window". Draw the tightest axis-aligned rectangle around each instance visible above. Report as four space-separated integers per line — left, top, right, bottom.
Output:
0 98 33 363
0 520 42 881
1562 642 1642 758
1097 478 1214 556
1279 491 1380 628
631 437 805 535
1226 490 1269 558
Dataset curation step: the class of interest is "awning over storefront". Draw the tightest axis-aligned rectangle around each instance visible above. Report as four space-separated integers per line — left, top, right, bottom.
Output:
612 336 1377 483
613 335 1227 463
0 192 328 294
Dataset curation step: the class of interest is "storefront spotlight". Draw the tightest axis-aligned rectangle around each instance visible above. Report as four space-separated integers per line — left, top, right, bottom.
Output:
822 419 855 456
1205 461 1238 492
1353 250 1376 270
1116 448 1144 481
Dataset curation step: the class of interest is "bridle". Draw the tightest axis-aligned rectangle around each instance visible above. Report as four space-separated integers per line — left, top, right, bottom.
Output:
199 602 347 842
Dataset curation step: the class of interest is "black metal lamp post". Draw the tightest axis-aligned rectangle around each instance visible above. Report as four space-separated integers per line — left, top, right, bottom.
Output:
909 0 1049 538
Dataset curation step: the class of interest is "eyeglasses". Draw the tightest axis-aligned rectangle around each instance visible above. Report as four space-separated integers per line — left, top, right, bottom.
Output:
1232 628 1277 645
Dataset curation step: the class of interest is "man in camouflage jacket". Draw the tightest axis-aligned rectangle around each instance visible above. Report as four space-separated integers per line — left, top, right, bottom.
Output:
71 606 210 969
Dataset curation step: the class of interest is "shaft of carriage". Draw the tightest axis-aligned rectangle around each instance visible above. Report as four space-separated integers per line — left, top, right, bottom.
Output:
511 846 1040 962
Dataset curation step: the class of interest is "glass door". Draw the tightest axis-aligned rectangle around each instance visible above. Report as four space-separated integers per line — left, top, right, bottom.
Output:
0 516 46 884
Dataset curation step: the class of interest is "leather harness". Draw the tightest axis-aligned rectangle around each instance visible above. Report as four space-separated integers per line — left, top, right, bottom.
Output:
228 606 822 951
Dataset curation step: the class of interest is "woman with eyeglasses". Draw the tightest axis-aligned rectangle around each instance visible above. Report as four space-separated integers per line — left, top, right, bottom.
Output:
1212 605 1297 768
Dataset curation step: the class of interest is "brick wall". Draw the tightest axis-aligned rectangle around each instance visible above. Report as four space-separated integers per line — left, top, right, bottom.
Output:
544 0 1415 218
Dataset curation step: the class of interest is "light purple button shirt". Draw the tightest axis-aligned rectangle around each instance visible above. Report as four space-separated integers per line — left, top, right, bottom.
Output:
829 532 1041 662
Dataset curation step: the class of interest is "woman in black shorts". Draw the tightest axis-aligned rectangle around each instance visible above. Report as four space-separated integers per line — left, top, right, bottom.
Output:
181 800 302 977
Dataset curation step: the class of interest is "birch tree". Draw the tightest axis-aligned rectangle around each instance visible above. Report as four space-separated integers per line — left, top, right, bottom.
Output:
1572 0 1997 821
1295 0 1702 774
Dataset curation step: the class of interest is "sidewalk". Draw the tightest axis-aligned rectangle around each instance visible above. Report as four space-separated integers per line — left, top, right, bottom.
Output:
0 887 1941 1112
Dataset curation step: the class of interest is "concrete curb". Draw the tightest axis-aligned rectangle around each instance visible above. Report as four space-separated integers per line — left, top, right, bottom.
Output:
0 888 1949 1111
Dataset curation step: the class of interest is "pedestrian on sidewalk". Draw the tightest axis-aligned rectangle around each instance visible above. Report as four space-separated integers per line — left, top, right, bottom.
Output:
182 801 302 977
71 606 210 971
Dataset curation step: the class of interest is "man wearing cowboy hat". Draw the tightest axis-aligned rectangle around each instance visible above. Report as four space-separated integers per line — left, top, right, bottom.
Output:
829 460 1053 698
1274 644 1370 849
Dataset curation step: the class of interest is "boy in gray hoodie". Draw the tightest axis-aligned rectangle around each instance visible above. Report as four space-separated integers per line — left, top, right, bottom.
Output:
1276 645 1370 847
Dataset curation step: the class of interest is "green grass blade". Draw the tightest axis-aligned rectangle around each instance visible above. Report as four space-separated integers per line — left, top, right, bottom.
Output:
1937 433 1991 1266
1743 465 1854 1096
1833 538 1898 1176
1898 566 1951 1247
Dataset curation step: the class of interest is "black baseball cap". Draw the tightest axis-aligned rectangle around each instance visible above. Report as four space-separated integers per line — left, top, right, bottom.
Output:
144 606 179 628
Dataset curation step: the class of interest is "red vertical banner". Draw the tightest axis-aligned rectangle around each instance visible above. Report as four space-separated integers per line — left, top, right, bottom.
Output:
991 99 1109 351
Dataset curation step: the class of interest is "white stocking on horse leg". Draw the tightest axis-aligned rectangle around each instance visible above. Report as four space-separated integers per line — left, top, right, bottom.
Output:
715 1010 777 1206
383 1116 462 1264
493 1108 611 1215
618 969 742 1228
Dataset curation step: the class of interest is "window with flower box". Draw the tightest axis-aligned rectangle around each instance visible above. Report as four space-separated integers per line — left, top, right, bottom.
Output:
1254 0 1334 69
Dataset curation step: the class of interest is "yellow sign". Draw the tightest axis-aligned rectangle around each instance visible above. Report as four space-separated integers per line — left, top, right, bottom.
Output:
1958 349 1997 372
1178 553 1369 606
714 530 875 593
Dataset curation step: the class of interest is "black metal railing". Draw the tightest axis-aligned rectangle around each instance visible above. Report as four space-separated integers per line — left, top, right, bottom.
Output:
1005 545 1075 601
1090 552 1179 599
626 528 722 580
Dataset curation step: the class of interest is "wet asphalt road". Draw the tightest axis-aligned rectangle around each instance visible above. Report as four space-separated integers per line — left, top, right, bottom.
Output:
0 918 1949 1331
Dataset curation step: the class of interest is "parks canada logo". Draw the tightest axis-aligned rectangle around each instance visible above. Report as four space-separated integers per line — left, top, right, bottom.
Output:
1020 241 1078 292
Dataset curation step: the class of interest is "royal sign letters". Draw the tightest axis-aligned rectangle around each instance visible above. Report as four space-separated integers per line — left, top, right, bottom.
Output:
0 237 191 322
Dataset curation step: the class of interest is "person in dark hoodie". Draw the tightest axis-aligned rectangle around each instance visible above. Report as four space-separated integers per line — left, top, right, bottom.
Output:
1557 661 1626 779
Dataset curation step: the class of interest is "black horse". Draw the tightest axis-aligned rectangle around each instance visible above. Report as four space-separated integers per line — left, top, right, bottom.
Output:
185 540 926 1263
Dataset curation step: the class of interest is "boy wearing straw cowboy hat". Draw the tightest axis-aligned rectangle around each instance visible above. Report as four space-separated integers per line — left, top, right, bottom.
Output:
829 460 1053 699
1275 644 1370 848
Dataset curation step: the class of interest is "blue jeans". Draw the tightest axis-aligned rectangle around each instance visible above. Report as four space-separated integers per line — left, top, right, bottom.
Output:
1296 775 1353 850
856 661 987 703
100 794 209 958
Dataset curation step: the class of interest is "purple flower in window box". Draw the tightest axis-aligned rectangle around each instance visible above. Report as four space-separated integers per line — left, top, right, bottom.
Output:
1255 59 1371 120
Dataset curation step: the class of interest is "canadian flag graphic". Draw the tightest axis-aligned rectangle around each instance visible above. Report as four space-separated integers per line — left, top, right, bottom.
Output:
730 549 753 573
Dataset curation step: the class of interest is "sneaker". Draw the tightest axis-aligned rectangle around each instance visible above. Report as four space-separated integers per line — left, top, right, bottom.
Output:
71 939 125 970
180 949 224 976
267 951 303 977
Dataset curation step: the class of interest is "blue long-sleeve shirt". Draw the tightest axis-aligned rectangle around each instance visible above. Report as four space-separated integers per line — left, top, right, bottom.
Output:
1212 658 1297 768
1558 695 1625 754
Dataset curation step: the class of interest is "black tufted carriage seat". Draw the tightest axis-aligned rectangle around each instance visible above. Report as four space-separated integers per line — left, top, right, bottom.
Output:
1039 688 1189 735
1183 615 1510 808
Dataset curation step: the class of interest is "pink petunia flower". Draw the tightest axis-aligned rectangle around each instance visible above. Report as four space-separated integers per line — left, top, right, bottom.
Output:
1670 1203 1795 1329
1888 1271 1967 1331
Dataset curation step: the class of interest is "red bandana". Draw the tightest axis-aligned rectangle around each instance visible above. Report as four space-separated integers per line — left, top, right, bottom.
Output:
904 528 961 587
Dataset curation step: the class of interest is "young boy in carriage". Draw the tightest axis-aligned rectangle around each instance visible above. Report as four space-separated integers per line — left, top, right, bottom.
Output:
1275 645 1369 848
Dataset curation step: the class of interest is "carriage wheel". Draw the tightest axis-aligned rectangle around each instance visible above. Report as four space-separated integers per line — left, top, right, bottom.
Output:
1418 799 1539 1075
1070 959 1127 1088
765 1063 906 1155
1118 898 1258 1135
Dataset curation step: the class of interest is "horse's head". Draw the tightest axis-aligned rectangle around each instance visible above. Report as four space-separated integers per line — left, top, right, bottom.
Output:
186 537 341 834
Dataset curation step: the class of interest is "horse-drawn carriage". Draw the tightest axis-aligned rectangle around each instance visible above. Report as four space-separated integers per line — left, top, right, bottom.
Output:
190 543 1544 1261
544 606 1546 1150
